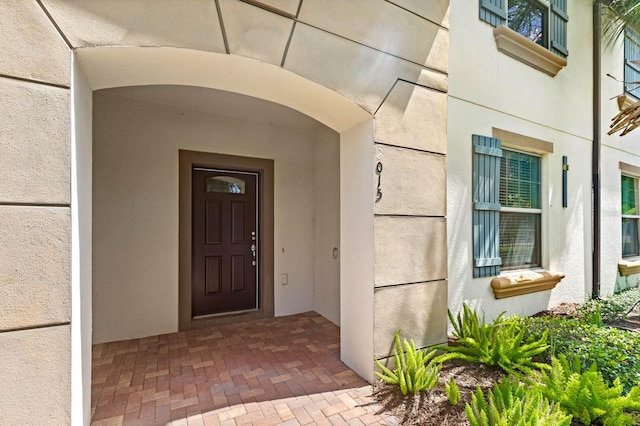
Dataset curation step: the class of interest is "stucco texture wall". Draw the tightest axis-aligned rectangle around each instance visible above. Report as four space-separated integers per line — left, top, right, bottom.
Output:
92 89 340 343
447 0 594 320
0 1 72 423
600 35 640 295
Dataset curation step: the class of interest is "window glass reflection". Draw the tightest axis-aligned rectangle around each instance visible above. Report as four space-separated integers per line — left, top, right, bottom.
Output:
508 0 546 47
206 177 245 194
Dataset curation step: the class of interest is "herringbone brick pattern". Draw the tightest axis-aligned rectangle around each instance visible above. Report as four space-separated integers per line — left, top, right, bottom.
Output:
91 312 397 425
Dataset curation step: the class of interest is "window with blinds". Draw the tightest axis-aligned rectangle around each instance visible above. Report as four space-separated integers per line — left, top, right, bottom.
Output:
622 175 640 257
499 149 541 269
625 29 640 100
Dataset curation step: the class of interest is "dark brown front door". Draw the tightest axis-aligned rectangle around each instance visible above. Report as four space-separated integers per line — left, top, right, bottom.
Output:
192 168 258 317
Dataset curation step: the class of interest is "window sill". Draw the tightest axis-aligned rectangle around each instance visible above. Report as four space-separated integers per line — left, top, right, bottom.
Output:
617 94 639 111
493 25 567 77
618 259 640 276
490 270 565 299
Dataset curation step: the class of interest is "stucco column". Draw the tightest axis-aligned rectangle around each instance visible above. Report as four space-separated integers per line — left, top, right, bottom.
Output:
372 75 449 358
0 2 72 424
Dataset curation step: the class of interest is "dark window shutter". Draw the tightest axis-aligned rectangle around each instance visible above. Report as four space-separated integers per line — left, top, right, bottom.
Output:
550 0 569 58
472 135 502 278
479 0 507 27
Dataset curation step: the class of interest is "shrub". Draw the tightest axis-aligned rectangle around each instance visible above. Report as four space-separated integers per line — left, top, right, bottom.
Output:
578 298 626 323
445 377 460 405
520 315 640 392
577 287 640 323
375 330 440 395
608 286 640 313
531 355 640 426
465 378 571 426
434 304 550 376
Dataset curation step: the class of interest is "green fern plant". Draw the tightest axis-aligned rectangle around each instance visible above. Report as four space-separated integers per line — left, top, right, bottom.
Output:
375 330 440 395
465 378 572 426
445 377 460 405
434 304 550 376
532 354 640 426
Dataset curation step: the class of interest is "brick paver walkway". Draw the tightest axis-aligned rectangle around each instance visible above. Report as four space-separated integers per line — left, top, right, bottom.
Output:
91 312 397 425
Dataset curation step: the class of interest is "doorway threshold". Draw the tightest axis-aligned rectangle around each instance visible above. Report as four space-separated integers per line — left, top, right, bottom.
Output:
193 308 259 320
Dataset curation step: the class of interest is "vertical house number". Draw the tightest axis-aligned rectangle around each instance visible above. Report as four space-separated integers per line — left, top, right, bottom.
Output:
375 162 383 203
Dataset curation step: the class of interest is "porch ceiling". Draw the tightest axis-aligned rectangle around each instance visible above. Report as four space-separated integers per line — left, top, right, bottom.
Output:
99 85 323 131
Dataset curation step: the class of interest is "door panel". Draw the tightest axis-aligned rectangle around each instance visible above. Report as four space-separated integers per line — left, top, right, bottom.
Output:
192 169 258 316
205 256 222 294
205 200 222 244
231 255 246 292
231 201 246 243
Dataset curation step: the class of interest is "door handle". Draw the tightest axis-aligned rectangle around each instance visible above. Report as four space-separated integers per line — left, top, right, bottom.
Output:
251 232 257 266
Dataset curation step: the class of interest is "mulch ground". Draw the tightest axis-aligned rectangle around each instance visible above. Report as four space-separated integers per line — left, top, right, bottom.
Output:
373 360 504 425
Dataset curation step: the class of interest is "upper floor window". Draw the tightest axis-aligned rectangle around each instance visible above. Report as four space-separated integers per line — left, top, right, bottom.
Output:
624 29 640 100
480 0 568 58
508 0 547 47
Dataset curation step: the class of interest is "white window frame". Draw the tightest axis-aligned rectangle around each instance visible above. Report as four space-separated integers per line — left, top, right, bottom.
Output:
499 147 543 271
621 174 640 258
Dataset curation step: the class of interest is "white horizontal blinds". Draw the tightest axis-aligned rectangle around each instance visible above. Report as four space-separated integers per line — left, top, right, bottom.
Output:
499 149 541 269
622 175 639 257
499 213 541 268
500 150 540 209
550 0 569 58
625 30 640 100
473 135 502 278
480 0 507 27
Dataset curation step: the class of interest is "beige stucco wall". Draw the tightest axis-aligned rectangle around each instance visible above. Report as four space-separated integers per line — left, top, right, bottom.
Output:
447 0 593 320
314 126 341 325
370 10 450 357
0 1 72 424
92 89 340 343
372 91 449 357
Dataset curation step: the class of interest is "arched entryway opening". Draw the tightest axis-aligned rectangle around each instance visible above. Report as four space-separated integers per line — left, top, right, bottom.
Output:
72 47 375 422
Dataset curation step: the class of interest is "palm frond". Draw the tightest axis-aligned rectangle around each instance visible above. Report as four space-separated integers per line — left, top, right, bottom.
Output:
603 0 640 47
